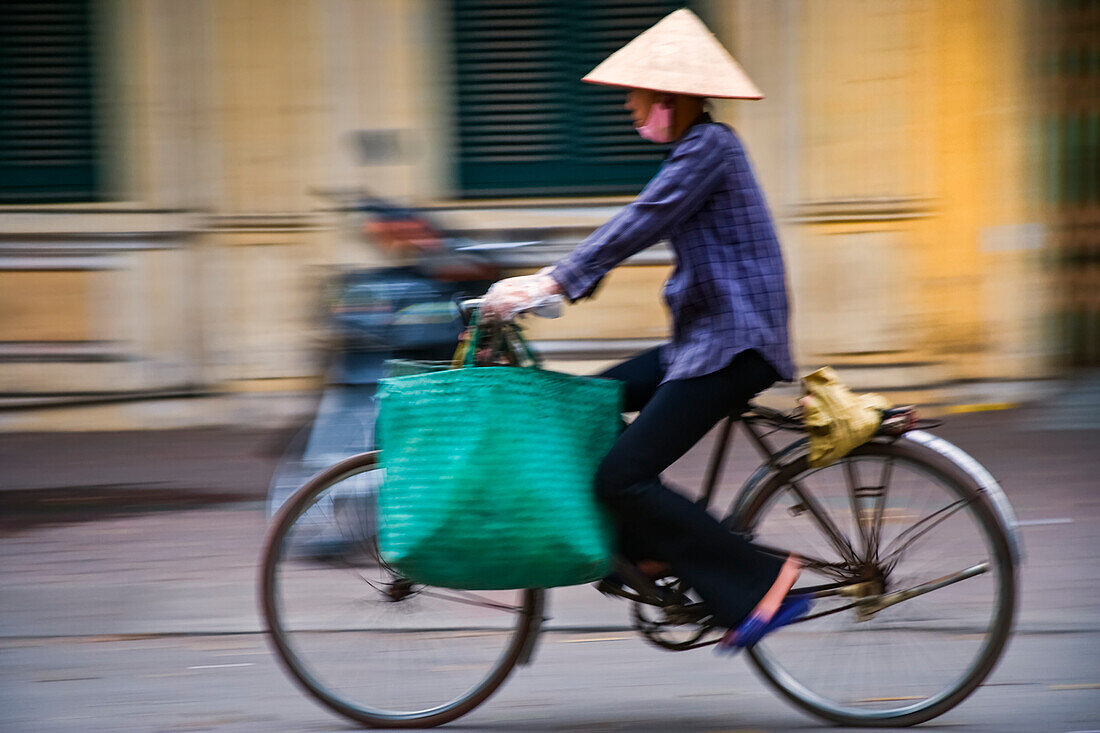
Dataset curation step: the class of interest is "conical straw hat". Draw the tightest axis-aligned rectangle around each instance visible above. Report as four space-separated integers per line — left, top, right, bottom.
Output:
582 8 763 100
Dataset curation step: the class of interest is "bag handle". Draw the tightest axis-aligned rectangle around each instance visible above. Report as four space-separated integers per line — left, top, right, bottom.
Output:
504 322 542 368
455 308 542 369
458 309 480 368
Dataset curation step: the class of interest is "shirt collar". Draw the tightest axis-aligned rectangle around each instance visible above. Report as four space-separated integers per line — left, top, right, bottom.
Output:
686 111 713 130
666 112 713 155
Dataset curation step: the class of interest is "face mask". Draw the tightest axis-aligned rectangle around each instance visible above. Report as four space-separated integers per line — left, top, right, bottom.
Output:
636 101 674 143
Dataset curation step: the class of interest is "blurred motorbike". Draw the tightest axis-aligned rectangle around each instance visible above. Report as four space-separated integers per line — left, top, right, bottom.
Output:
265 188 540 550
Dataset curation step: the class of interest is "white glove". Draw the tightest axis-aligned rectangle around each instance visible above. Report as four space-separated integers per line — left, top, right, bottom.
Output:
482 270 562 321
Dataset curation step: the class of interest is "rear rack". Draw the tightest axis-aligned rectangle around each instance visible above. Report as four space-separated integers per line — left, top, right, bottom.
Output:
742 403 941 436
741 403 804 432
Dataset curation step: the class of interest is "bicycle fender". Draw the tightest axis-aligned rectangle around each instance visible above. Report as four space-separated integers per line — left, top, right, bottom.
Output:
900 430 1024 564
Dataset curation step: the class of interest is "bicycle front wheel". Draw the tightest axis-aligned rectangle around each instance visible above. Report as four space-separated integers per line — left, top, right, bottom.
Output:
727 439 1017 727
260 451 542 728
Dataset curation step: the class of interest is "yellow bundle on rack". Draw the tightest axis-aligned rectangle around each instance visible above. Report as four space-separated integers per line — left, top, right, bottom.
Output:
801 367 891 468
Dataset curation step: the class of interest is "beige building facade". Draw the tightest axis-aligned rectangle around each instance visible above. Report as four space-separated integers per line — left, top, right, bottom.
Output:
0 0 1061 431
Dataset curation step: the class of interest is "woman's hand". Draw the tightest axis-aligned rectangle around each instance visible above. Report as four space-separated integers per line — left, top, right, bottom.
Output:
481 270 562 321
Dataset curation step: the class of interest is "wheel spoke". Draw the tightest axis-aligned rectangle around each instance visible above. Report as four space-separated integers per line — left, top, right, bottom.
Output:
881 497 972 568
739 540 849 580
869 457 893 560
789 478 862 567
843 460 866 553
843 457 893 562
416 589 527 614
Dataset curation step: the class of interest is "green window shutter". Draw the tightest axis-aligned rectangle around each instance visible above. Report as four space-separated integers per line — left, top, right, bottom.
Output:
453 0 688 197
0 0 98 203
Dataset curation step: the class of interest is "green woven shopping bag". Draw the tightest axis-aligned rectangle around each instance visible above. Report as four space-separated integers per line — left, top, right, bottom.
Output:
375 325 623 590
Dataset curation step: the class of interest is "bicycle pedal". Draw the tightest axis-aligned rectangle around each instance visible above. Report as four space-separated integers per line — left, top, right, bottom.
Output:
594 578 631 599
595 573 687 607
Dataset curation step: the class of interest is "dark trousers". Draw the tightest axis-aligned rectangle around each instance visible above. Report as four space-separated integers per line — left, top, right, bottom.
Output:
596 347 785 626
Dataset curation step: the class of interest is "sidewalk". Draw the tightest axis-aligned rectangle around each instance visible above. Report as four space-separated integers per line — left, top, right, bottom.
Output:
1 424 283 499
2 393 1098 512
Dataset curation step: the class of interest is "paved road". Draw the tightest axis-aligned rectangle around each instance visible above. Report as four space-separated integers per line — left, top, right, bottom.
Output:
1 408 1098 731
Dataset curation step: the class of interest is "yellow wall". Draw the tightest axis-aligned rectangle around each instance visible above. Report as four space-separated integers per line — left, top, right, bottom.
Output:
721 0 1044 394
0 272 94 342
0 0 1049 430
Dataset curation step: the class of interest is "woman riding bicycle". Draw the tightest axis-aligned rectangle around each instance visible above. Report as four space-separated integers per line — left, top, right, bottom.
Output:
482 8 808 649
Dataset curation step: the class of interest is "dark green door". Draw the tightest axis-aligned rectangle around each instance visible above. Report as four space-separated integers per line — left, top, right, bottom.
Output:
452 0 691 197
0 0 98 203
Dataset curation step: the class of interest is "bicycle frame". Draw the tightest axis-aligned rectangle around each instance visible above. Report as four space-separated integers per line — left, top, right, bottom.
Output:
593 408 1021 645
698 407 795 508
458 306 1021 652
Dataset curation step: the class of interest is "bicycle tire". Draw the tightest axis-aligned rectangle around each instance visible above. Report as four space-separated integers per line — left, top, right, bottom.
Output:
726 438 1017 727
260 450 542 728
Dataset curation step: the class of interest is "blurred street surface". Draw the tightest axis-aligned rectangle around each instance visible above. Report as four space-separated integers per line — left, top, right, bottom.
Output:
2 406 1099 732
0 429 286 539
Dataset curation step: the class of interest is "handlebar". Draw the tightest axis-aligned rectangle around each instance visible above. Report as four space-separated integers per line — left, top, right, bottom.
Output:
458 298 484 322
459 295 564 324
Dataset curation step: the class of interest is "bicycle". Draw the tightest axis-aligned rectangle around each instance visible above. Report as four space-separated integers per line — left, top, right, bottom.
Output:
259 299 1022 729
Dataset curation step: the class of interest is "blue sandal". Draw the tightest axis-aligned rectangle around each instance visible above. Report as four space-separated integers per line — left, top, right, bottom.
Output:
715 594 814 655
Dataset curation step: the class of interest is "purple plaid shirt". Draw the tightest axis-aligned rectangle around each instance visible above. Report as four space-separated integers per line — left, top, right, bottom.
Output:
550 114 794 383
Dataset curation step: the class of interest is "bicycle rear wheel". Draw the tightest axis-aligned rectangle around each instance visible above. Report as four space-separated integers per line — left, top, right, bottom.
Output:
260 451 542 728
726 439 1016 727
